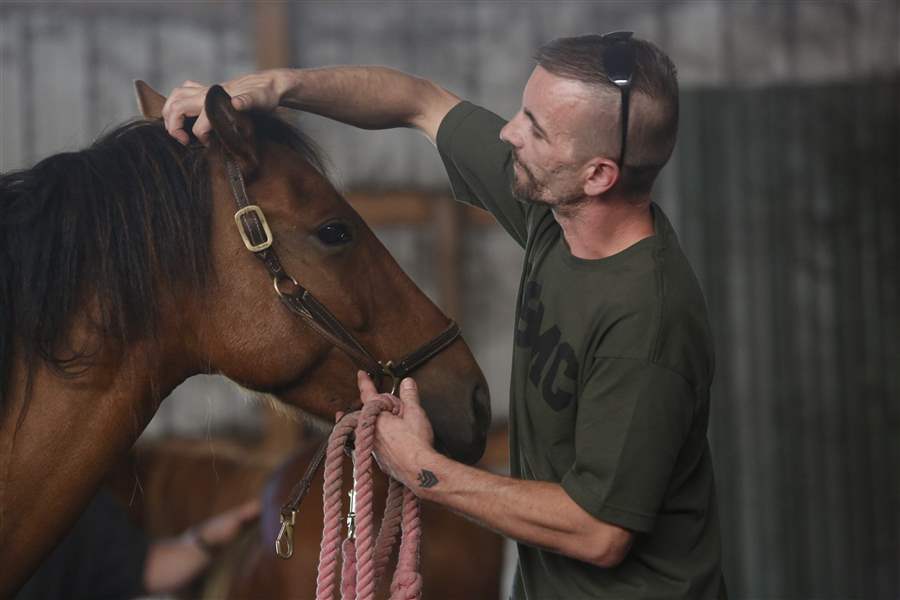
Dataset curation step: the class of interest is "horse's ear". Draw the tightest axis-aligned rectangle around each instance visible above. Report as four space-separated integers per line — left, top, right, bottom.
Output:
205 85 258 176
134 80 166 119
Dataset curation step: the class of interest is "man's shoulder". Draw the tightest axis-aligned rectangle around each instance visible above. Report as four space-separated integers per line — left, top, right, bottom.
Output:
436 101 508 150
585 238 713 387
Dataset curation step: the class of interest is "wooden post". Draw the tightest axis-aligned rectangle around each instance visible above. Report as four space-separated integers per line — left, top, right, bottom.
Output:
434 195 463 321
255 1 291 69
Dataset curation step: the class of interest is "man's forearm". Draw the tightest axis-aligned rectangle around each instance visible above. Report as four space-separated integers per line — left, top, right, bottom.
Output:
161 66 458 145
274 66 448 132
405 449 632 568
356 374 633 567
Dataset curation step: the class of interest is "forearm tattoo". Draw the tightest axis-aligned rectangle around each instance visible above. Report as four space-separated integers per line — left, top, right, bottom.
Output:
417 469 438 488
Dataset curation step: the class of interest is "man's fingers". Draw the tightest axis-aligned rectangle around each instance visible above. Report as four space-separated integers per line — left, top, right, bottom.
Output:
163 98 196 145
398 377 421 407
162 74 280 146
231 93 252 110
357 370 380 402
162 101 188 145
172 129 190 146
192 109 213 146
162 86 207 145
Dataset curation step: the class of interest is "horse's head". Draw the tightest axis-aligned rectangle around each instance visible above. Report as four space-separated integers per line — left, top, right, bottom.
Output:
137 82 490 464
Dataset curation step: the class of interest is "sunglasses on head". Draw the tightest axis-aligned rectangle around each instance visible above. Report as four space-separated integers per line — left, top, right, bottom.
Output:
601 31 636 168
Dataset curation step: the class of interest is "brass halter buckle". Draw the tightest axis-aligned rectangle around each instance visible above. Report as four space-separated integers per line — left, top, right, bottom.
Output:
234 205 274 252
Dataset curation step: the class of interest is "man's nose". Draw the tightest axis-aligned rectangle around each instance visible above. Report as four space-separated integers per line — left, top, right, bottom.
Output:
499 121 520 148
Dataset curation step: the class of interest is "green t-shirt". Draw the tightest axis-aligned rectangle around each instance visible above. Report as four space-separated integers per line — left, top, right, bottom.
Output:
437 101 726 600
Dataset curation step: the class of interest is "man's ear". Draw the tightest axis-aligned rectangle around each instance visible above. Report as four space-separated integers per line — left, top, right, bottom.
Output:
133 80 166 119
583 158 620 197
205 84 258 176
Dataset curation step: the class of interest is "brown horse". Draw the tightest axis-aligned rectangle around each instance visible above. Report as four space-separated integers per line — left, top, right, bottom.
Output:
0 82 490 596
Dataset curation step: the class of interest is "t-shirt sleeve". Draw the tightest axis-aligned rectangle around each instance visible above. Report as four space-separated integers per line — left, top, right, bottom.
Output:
436 100 529 248
561 358 695 533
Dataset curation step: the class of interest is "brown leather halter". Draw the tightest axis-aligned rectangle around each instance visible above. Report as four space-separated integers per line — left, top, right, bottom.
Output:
223 155 461 558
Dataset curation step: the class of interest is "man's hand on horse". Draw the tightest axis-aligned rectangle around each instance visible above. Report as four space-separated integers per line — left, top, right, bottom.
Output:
356 370 435 489
162 70 288 146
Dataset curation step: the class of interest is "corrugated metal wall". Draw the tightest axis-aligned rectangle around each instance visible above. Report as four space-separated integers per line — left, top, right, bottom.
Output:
0 3 255 170
1 2 898 598
675 80 899 599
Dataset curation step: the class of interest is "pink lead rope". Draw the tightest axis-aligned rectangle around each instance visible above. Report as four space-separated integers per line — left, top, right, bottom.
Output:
316 395 423 600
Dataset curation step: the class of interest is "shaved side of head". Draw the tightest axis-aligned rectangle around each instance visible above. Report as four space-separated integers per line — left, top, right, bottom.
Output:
535 35 679 197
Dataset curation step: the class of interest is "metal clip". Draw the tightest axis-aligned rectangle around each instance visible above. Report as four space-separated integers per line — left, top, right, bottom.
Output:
275 509 296 559
380 360 400 395
346 489 357 540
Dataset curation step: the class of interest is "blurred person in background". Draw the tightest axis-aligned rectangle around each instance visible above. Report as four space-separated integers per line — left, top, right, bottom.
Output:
163 32 725 599
15 489 259 600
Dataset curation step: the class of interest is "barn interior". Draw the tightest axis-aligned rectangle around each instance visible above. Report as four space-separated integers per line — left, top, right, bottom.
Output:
1 2 898 599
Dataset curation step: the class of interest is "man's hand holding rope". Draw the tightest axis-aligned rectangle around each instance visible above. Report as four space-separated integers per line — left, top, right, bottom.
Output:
356 371 436 493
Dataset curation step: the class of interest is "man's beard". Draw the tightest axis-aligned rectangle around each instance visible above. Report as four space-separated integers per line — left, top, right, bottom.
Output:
510 157 544 205
510 155 584 209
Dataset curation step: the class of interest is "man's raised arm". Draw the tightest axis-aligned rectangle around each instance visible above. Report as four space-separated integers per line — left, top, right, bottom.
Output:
161 66 460 146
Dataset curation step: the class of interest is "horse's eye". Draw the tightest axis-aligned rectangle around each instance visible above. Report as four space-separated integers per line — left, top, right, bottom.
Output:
316 222 353 246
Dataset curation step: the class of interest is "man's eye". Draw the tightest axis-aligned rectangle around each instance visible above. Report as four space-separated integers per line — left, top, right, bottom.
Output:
316 222 353 246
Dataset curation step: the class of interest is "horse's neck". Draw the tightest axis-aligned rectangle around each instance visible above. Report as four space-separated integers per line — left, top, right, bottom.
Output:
0 344 184 596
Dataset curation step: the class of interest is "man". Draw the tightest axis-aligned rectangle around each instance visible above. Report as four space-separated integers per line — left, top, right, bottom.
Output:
164 33 725 599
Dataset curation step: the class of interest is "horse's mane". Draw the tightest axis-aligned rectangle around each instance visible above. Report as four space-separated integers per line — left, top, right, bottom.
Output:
0 112 327 406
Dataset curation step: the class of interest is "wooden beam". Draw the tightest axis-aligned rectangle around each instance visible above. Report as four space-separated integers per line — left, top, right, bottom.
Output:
345 190 433 226
434 196 463 320
345 189 498 228
462 203 498 226
255 1 291 69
